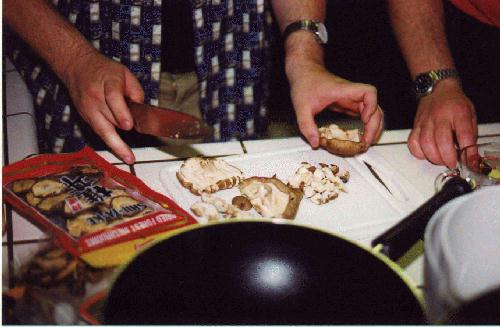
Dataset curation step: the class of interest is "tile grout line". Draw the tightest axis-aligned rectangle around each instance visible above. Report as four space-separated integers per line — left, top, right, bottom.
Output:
375 133 500 147
122 152 243 165
2 72 16 288
5 112 36 118
239 138 248 154
5 205 15 289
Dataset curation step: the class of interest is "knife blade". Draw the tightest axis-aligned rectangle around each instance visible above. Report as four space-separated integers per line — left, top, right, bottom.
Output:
127 100 213 140
363 160 393 195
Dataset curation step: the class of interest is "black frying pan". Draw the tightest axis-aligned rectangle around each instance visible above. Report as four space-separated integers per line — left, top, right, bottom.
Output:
103 177 472 324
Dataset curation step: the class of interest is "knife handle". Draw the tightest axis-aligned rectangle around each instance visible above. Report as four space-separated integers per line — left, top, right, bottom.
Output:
372 177 472 261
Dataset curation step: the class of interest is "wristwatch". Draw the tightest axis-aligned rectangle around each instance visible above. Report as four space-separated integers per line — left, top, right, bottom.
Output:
413 68 460 98
283 20 328 44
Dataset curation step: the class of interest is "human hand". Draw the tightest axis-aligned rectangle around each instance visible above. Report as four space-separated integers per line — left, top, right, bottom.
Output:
62 50 144 164
408 80 477 168
287 62 384 148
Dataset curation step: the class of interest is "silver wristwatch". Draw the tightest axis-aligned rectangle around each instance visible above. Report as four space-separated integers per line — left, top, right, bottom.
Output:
413 69 460 98
283 20 328 44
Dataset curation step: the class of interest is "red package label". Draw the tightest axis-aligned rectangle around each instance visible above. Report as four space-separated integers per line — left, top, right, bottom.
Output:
2 147 197 258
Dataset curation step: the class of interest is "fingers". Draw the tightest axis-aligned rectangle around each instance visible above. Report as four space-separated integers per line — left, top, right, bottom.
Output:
330 83 382 145
454 109 477 169
295 107 319 148
358 86 378 126
352 85 380 145
329 104 360 117
407 127 426 160
419 122 446 165
435 108 476 169
104 80 133 130
87 110 136 164
410 124 473 169
435 122 457 168
454 111 477 151
374 107 384 141
124 69 145 103
102 67 144 132
411 120 464 168
362 105 384 145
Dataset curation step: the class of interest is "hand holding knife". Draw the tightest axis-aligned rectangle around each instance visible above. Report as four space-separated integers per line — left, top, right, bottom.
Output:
102 100 213 165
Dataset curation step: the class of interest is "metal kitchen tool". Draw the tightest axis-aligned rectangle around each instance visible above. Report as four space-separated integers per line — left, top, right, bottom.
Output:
363 160 393 195
434 142 500 191
127 100 213 140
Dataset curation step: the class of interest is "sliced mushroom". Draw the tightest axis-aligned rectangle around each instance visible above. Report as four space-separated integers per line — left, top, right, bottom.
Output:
232 195 252 211
288 162 349 205
239 176 302 219
177 157 243 195
190 202 220 223
201 193 231 213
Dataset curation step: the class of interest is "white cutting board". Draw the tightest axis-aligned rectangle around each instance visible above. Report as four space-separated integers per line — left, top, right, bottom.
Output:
159 146 425 245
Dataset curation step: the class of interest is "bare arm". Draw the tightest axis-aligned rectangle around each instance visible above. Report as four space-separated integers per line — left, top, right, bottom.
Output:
388 0 477 168
271 0 326 69
4 0 96 84
271 1 383 148
4 0 144 164
388 0 455 78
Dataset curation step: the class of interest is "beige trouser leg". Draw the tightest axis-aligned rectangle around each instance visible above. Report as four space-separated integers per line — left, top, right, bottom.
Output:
157 71 202 144
159 71 200 118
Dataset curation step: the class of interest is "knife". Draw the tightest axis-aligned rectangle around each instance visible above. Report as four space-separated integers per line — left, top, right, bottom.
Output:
363 160 393 195
127 100 214 140
363 160 410 202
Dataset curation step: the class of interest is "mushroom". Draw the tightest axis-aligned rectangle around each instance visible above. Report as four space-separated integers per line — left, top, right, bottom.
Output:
231 195 252 211
190 202 221 223
288 162 349 205
177 157 244 195
319 124 368 156
239 176 302 219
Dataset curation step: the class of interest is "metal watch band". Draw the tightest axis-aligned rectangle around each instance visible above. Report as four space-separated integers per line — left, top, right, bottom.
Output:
282 20 327 44
432 68 460 80
413 68 460 98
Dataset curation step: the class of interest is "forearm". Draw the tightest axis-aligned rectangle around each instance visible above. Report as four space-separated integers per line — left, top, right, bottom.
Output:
4 0 97 82
270 0 326 80
388 0 455 79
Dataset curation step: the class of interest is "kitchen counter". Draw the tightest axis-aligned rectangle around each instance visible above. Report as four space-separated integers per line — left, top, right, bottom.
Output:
3 121 500 323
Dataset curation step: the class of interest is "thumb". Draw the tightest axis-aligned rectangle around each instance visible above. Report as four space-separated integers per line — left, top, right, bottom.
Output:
124 69 145 103
296 107 319 148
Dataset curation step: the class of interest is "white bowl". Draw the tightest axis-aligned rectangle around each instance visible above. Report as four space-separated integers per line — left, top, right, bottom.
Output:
423 186 500 322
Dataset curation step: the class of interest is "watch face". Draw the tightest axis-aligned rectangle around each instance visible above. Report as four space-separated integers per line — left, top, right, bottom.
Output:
414 74 434 95
317 22 328 44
